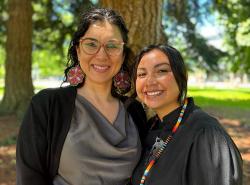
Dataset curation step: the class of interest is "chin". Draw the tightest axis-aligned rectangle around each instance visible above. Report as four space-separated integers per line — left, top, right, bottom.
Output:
145 102 161 110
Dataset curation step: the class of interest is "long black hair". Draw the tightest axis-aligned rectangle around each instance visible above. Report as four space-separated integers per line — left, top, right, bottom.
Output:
63 8 131 96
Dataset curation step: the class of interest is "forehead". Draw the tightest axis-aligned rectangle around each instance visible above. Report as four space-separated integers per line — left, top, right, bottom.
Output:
83 20 123 40
138 49 170 68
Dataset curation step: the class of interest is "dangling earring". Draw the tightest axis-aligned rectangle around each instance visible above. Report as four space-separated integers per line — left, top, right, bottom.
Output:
67 64 85 86
113 69 131 94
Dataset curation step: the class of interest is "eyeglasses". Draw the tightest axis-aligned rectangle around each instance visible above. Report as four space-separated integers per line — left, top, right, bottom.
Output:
79 38 125 56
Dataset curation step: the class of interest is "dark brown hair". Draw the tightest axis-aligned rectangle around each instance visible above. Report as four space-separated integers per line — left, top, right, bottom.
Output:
63 8 130 96
133 44 188 104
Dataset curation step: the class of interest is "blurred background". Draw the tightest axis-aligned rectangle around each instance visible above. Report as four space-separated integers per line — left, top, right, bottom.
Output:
0 0 249 184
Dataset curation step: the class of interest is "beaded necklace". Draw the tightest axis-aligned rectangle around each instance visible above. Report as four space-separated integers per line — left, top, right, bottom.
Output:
139 98 188 185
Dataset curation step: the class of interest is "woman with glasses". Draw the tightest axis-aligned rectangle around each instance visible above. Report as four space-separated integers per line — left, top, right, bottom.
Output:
16 8 147 185
131 44 242 185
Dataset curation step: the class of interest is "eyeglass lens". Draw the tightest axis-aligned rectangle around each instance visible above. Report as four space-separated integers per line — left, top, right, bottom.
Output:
80 39 124 55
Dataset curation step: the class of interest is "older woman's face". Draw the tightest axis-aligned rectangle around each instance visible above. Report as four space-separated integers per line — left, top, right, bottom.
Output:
136 49 180 118
76 20 124 86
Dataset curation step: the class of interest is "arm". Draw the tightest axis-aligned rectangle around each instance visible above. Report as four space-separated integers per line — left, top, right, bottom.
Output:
185 126 243 185
16 92 52 185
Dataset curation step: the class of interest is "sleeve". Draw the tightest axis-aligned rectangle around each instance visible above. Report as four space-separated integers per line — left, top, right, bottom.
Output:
185 126 243 185
16 92 52 185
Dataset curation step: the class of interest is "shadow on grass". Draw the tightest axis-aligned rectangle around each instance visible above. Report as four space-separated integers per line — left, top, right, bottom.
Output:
193 96 250 125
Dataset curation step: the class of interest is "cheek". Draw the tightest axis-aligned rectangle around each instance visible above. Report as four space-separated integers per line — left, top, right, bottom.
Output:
135 79 144 96
117 56 124 66
113 52 123 61
112 55 123 68
160 75 179 91
168 76 180 93
163 74 175 83
158 75 172 85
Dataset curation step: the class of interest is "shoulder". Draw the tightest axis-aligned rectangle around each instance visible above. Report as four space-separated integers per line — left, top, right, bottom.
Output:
119 96 143 110
32 86 76 104
186 108 241 150
122 97 146 119
188 108 222 131
189 109 241 156
186 117 243 184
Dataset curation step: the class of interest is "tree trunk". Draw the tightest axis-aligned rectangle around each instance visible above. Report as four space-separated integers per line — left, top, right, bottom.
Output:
100 0 167 57
0 0 34 119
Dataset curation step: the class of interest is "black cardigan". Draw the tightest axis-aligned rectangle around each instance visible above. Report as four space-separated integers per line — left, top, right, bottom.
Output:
16 86 147 185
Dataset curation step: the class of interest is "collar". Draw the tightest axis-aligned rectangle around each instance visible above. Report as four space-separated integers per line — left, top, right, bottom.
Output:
151 97 195 131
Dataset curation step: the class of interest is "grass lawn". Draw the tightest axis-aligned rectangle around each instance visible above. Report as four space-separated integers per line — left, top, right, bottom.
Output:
1 85 250 124
188 87 250 125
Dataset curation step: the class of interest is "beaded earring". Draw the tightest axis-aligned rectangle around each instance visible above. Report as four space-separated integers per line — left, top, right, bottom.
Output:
67 64 85 86
113 69 131 94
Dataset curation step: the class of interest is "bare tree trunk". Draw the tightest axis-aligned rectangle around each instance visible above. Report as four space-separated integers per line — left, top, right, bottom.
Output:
1 0 34 119
100 0 167 56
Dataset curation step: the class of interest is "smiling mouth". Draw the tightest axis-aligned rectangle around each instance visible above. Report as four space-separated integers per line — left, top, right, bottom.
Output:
92 64 110 72
144 90 163 96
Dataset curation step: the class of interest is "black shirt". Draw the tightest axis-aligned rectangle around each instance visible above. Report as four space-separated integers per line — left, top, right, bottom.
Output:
132 97 242 185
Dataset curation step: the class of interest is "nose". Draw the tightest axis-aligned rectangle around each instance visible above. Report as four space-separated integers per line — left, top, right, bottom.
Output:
95 44 109 58
146 74 157 86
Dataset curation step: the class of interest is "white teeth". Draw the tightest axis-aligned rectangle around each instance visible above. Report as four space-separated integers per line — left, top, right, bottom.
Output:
146 91 162 96
93 65 109 70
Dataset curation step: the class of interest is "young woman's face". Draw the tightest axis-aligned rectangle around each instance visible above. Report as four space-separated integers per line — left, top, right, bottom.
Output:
76 20 124 86
136 49 180 118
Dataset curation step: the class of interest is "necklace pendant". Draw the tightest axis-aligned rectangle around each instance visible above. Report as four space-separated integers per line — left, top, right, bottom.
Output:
148 137 165 162
139 99 188 185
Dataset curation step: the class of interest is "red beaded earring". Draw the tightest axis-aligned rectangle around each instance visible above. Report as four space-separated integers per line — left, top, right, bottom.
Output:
67 65 85 86
113 69 131 94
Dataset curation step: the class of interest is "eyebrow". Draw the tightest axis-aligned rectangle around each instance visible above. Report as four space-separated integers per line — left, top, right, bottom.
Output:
81 37 121 42
137 62 170 71
81 37 97 41
154 62 170 68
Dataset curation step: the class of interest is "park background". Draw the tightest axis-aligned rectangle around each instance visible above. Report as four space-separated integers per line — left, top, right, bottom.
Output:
0 0 250 184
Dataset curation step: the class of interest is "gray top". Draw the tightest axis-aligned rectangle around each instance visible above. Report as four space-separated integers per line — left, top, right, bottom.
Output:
53 94 141 185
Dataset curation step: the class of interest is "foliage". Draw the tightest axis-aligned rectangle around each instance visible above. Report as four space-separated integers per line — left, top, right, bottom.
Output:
0 0 7 79
0 0 7 45
163 0 226 72
32 0 95 52
0 135 16 146
32 49 65 78
0 0 97 79
0 47 5 78
213 0 250 73
0 86 3 96
31 0 95 74
0 0 249 78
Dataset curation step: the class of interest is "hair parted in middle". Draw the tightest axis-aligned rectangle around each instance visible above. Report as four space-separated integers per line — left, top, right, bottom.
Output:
63 8 132 96
132 44 188 104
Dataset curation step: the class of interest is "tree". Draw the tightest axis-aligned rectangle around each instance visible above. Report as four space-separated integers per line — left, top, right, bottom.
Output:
100 0 167 58
164 0 226 72
31 0 94 77
214 0 250 74
0 0 33 119
0 0 95 119
0 0 7 46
